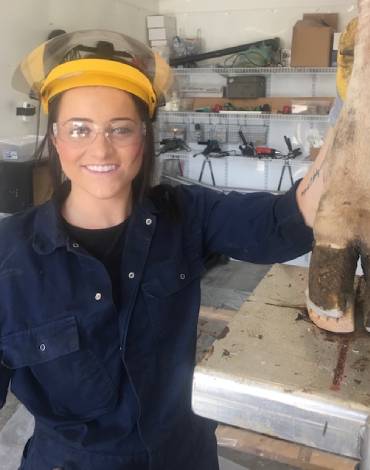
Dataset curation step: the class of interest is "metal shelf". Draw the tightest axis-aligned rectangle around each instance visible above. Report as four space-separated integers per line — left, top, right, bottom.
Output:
159 152 312 167
159 153 311 193
173 67 337 76
158 110 330 123
157 67 334 166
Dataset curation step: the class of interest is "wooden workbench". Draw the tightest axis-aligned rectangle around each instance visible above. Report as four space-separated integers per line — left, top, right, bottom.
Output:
196 264 365 469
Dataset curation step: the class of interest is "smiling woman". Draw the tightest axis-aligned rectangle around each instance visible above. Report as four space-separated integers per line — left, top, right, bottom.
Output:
0 29 316 470
45 89 156 219
52 87 147 228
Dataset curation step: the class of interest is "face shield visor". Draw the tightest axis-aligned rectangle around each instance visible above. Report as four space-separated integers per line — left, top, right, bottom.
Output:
12 29 173 118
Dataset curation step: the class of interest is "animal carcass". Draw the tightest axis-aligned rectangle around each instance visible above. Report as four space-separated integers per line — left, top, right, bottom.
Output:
308 0 370 332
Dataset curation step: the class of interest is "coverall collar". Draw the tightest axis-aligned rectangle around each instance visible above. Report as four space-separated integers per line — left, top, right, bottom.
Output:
31 185 159 255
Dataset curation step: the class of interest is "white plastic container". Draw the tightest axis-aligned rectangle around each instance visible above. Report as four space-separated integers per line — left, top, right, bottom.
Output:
0 135 40 162
146 15 176 30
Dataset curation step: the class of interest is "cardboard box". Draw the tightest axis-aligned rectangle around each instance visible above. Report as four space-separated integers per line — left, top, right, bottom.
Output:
148 27 176 41
291 18 335 67
150 39 170 47
146 15 176 30
303 13 338 31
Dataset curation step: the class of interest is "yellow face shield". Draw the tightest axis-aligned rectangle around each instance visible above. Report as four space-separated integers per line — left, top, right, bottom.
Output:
337 17 358 101
40 59 157 117
12 29 174 118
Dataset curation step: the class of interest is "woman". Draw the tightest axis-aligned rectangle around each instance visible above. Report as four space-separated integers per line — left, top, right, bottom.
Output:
0 30 324 470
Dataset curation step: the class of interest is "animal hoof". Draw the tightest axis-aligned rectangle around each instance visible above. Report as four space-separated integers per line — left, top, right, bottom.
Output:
306 292 355 333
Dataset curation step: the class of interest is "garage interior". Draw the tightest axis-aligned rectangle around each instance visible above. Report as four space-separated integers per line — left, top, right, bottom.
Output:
0 1 365 469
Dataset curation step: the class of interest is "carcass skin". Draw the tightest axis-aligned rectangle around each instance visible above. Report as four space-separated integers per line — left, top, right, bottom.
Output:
308 0 370 326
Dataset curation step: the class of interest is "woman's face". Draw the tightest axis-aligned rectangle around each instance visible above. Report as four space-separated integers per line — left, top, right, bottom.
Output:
53 86 145 202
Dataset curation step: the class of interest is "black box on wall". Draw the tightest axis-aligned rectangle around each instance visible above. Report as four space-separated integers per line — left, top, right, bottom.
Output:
0 161 33 213
225 76 266 99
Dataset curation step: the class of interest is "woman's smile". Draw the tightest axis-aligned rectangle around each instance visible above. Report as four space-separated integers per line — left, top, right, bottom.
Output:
82 163 120 174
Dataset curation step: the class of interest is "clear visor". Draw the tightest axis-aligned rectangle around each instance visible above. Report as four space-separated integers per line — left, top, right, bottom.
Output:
12 29 173 107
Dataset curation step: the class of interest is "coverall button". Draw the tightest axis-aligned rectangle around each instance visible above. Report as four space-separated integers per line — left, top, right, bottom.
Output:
145 218 152 226
39 343 46 352
180 273 186 280
128 272 135 279
95 292 102 301
72 242 79 248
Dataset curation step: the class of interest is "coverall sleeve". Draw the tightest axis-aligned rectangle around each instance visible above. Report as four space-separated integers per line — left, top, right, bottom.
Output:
0 351 12 409
181 181 313 264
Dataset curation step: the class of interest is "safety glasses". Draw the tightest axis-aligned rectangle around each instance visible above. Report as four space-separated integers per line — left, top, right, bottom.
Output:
52 119 146 148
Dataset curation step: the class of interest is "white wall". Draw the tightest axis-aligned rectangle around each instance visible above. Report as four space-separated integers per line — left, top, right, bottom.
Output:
48 0 158 37
0 0 358 139
159 0 357 51
0 0 159 138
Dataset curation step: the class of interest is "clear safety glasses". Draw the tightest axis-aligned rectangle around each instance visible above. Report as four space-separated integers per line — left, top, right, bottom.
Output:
52 119 146 148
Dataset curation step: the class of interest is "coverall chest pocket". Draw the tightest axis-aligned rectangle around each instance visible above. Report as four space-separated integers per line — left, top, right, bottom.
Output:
1 316 118 421
142 258 205 339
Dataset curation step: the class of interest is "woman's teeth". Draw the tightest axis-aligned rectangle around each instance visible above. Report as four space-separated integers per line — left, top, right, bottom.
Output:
85 164 118 173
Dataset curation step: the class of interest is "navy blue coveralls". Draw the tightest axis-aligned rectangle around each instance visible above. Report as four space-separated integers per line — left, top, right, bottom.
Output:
0 183 313 470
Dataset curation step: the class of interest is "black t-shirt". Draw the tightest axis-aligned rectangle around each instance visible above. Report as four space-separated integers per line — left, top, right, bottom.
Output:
63 219 129 308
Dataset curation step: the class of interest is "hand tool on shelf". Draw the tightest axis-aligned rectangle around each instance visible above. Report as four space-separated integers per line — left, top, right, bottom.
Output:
157 138 191 177
238 130 281 158
277 136 302 191
193 140 229 186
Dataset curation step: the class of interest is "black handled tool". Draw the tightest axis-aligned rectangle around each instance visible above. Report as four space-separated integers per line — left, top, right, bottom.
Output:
238 131 255 156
